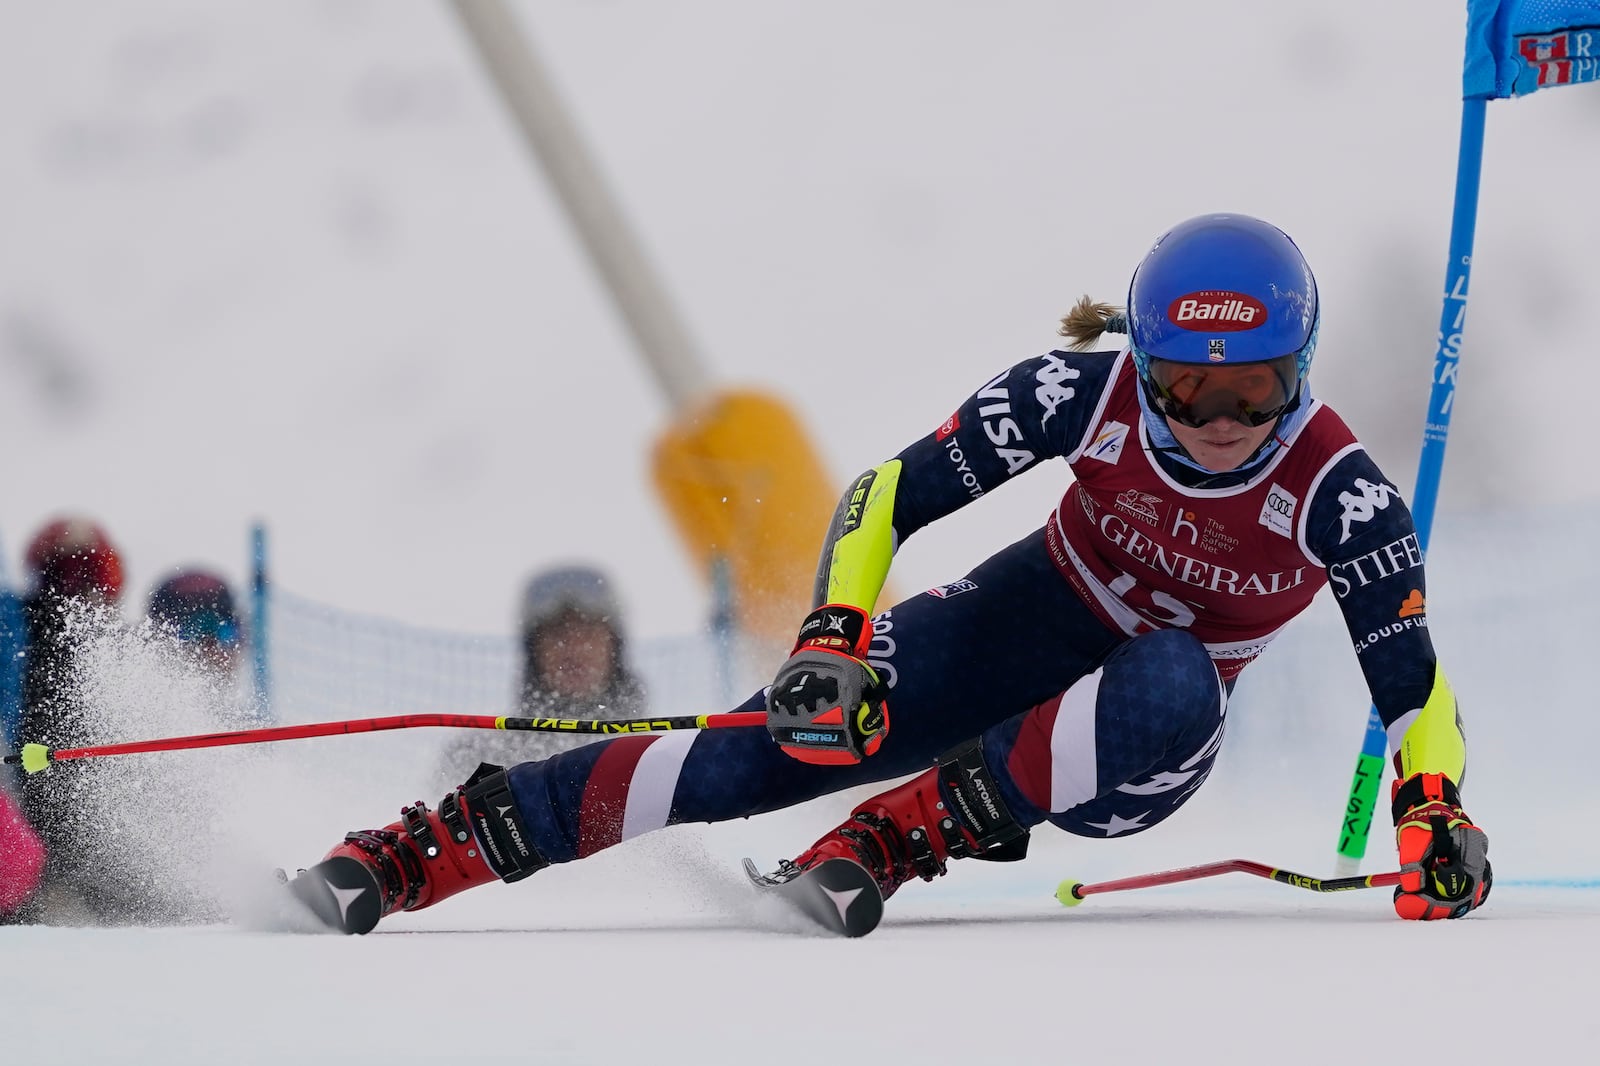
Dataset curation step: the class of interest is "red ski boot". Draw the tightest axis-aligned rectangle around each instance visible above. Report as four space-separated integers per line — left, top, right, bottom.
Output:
788 741 1029 901
286 763 547 934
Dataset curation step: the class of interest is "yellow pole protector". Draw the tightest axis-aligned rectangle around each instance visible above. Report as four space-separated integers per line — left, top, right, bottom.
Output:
652 388 839 647
20 743 51 774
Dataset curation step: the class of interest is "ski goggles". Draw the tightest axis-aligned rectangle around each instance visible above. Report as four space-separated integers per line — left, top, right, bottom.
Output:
1144 352 1299 428
522 568 618 630
169 608 241 647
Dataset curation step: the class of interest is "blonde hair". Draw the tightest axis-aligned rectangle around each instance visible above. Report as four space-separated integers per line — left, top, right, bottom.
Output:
1057 295 1128 351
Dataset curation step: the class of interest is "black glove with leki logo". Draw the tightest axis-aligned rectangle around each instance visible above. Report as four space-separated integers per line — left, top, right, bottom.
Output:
766 604 889 765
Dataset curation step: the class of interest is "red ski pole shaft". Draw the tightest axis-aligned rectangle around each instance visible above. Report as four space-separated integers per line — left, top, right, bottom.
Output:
3 710 767 773
1057 858 1401 905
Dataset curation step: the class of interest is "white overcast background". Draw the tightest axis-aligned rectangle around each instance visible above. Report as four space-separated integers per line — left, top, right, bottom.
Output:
2 1 1596 637
2 5 1598 1063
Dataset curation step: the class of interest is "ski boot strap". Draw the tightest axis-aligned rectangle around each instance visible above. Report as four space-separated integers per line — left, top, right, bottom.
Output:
460 763 549 882
936 741 1028 860
899 818 950 881
341 828 424 912
1390 771 1463 824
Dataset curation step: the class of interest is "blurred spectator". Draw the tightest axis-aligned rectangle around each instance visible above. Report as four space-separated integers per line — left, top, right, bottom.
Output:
439 564 645 780
17 516 124 750
0 787 46 922
146 568 244 681
516 565 645 717
0 541 27 921
1 568 23 756
14 516 131 923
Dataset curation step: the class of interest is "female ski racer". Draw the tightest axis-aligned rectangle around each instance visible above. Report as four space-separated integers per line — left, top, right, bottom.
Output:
295 213 1490 933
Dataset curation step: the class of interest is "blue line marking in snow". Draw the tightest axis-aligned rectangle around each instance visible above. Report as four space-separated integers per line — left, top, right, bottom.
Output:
960 877 1600 904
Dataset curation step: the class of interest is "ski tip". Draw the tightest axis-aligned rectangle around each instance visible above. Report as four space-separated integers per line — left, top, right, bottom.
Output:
285 856 384 935
743 855 883 938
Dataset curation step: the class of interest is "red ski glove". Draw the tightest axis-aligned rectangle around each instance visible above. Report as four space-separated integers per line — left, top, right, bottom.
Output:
766 604 889 765
1392 772 1491 920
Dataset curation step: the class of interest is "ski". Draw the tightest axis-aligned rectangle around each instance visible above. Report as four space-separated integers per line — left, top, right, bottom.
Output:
742 856 884 938
275 856 385 935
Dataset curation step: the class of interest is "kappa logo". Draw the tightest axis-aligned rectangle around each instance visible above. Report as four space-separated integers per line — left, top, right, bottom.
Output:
1260 483 1297 539
1399 589 1426 618
1337 478 1400 544
1113 488 1163 525
1034 354 1080 425
1086 421 1130 464
824 614 848 633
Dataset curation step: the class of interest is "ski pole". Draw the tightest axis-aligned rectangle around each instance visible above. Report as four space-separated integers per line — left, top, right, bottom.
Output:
1055 858 1402 906
3 710 768 774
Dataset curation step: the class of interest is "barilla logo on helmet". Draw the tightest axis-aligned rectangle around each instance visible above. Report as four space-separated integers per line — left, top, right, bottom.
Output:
1167 290 1267 332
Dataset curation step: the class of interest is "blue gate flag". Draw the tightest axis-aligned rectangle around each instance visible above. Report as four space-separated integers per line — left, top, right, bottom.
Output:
1337 0 1600 872
1465 0 1600 98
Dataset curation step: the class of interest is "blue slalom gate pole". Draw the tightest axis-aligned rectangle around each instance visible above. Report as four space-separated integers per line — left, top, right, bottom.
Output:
0 531 23 753
1413 100 1488 546
1333 98 1487 873
250 522 272 722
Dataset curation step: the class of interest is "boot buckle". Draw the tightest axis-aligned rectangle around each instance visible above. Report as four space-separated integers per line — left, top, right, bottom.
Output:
400 802 441 860
438 791 473 845
902 824 947 882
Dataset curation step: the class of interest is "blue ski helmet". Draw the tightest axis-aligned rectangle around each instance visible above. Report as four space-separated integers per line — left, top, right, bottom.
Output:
148 570 241 648
1127 214 1319 428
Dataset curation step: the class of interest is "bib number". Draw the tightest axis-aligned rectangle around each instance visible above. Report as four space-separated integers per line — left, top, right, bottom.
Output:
1107 572 1197 629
